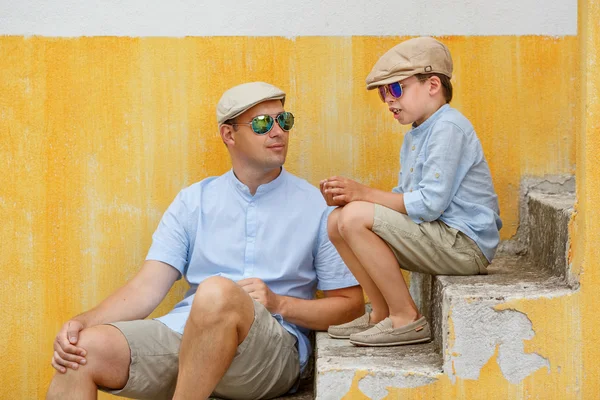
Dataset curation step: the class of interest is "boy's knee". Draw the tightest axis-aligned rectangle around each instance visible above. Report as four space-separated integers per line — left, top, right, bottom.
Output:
327 208 343 242
337 202 374 237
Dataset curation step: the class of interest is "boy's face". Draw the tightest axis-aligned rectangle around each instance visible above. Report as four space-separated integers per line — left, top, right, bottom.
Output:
381 75 439 127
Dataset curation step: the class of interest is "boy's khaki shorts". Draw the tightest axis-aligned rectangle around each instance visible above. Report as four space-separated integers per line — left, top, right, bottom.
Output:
372 204 489 275
102 300 300 400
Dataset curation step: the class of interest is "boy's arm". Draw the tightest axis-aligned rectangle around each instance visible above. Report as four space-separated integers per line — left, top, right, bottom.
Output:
323 177 407 214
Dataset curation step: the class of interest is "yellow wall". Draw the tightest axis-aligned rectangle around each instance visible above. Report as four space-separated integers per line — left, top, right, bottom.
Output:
0 34 587 398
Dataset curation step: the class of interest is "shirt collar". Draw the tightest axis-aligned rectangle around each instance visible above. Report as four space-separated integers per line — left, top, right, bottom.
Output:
228 167 287 200
410 104 450 135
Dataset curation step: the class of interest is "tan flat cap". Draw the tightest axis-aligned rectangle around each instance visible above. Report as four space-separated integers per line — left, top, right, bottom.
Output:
366 37 453 90
217 82 286 125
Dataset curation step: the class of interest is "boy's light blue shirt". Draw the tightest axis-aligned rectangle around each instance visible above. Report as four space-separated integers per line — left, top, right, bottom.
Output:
396 104 502 262
147 168 358 373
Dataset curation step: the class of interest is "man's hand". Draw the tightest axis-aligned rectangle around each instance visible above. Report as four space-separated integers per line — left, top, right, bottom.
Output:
237 278 282 314
322 176 369 204
51 320 88 373
319 179 348 207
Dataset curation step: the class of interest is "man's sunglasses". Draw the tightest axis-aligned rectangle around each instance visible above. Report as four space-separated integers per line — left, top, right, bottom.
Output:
377 82 404 102
231 112 295 135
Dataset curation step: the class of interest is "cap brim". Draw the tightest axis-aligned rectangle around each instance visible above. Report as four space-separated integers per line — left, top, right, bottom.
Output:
218 94 285 126
366 74 413 90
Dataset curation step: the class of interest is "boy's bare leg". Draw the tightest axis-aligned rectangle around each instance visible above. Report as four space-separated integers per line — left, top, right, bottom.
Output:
328 207 389 323
333 202 420 328
46 325 131 400
173 276 255 400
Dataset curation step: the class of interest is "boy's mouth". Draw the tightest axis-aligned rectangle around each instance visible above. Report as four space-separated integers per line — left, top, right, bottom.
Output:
389 107 401 115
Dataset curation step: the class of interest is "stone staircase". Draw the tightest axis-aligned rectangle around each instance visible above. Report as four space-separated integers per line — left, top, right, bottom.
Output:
309 176 577 399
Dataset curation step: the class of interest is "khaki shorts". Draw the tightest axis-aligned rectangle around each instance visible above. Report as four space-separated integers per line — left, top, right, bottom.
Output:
372 204 489 276
102 300 300 400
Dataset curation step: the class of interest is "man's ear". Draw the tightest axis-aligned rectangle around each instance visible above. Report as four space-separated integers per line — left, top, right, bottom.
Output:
220 124 235 146
428 76 442 96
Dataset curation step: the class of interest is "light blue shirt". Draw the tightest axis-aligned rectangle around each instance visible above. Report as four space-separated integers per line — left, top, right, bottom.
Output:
148 168 358 373
396 104 502 262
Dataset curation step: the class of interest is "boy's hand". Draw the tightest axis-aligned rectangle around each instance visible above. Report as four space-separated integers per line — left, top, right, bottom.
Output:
322 176 368 204
320 179 348 207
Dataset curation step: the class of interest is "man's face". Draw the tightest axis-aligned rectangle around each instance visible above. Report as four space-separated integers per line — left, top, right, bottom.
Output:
227 99 289 171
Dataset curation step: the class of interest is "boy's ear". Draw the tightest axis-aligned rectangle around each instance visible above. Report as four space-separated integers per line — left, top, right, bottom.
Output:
428 75 442 96
220 124 235 146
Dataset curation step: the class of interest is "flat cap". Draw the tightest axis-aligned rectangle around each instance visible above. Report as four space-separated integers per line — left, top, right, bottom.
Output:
217 82 286 125
366 37 453 90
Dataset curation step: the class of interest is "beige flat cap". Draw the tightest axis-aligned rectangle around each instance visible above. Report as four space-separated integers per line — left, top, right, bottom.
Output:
366 37 453 90
217 82 286 125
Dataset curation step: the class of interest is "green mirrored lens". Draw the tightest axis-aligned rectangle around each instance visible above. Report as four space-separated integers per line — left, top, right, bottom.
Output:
277 112 294 131
251 115 274 134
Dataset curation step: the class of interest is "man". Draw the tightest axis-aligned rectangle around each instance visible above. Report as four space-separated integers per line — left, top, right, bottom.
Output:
47 82 364 399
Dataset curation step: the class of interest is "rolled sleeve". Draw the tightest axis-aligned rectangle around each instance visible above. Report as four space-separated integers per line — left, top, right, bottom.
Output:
405 122 469 223
314 207 359 291
146 191 191 277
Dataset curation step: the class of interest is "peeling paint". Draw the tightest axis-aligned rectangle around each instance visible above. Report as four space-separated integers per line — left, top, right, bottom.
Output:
445 302 549 383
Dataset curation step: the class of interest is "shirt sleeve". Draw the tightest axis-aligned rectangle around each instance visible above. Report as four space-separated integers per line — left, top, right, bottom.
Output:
313 207 359 291
403 121 470 223
146 190 191 278
391 168 403 194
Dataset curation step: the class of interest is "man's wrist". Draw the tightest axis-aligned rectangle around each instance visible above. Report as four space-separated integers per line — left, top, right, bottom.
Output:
274 294 288 317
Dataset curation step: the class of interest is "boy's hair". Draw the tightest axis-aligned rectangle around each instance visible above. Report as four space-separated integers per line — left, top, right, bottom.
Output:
415 73 453 103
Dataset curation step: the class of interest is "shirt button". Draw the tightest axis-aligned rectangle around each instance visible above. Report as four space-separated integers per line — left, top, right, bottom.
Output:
435 173 440 178
410 189 413 192
410 168 414 173
412 145 416 151
419 217 424 221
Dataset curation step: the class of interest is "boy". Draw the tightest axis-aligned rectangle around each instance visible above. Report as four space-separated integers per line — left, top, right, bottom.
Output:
321 37 502 347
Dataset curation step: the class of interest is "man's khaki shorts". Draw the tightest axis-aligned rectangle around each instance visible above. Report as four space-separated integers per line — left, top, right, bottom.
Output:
372 204 489 275
102 300 300 400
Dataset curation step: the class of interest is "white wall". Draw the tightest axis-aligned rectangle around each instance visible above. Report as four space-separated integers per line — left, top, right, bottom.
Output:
0 0 577 36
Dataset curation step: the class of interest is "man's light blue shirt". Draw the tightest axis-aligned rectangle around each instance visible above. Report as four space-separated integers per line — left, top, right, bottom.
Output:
396 104 502 262
148 168 358 373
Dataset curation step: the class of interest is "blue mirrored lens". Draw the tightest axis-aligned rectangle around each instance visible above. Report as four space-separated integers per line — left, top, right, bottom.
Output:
388 82 403 98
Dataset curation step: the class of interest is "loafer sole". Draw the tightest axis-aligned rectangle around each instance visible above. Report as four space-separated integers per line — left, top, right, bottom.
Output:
349 337 431 347
328 332 351 339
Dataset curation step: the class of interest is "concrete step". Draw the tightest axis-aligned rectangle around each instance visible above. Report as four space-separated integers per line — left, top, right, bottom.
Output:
431 254 574 384
315 334 441 400
527 191 576 285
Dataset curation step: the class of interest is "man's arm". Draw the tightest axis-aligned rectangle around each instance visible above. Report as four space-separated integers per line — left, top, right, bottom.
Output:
52 260 179 372
238 279 364 331
277 285 365 330
71 260 180 327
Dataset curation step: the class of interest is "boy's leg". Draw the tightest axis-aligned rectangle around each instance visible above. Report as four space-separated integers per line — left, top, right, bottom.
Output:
333 202 420 328
328 207 390 323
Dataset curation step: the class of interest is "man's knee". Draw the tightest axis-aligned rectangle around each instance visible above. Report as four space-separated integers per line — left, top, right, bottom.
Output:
191 276 253 321
337 201 374 238
57 325 130 389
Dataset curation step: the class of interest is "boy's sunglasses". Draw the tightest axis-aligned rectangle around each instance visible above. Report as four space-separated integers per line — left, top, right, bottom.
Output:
377 82 404 102
231 112 295 135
